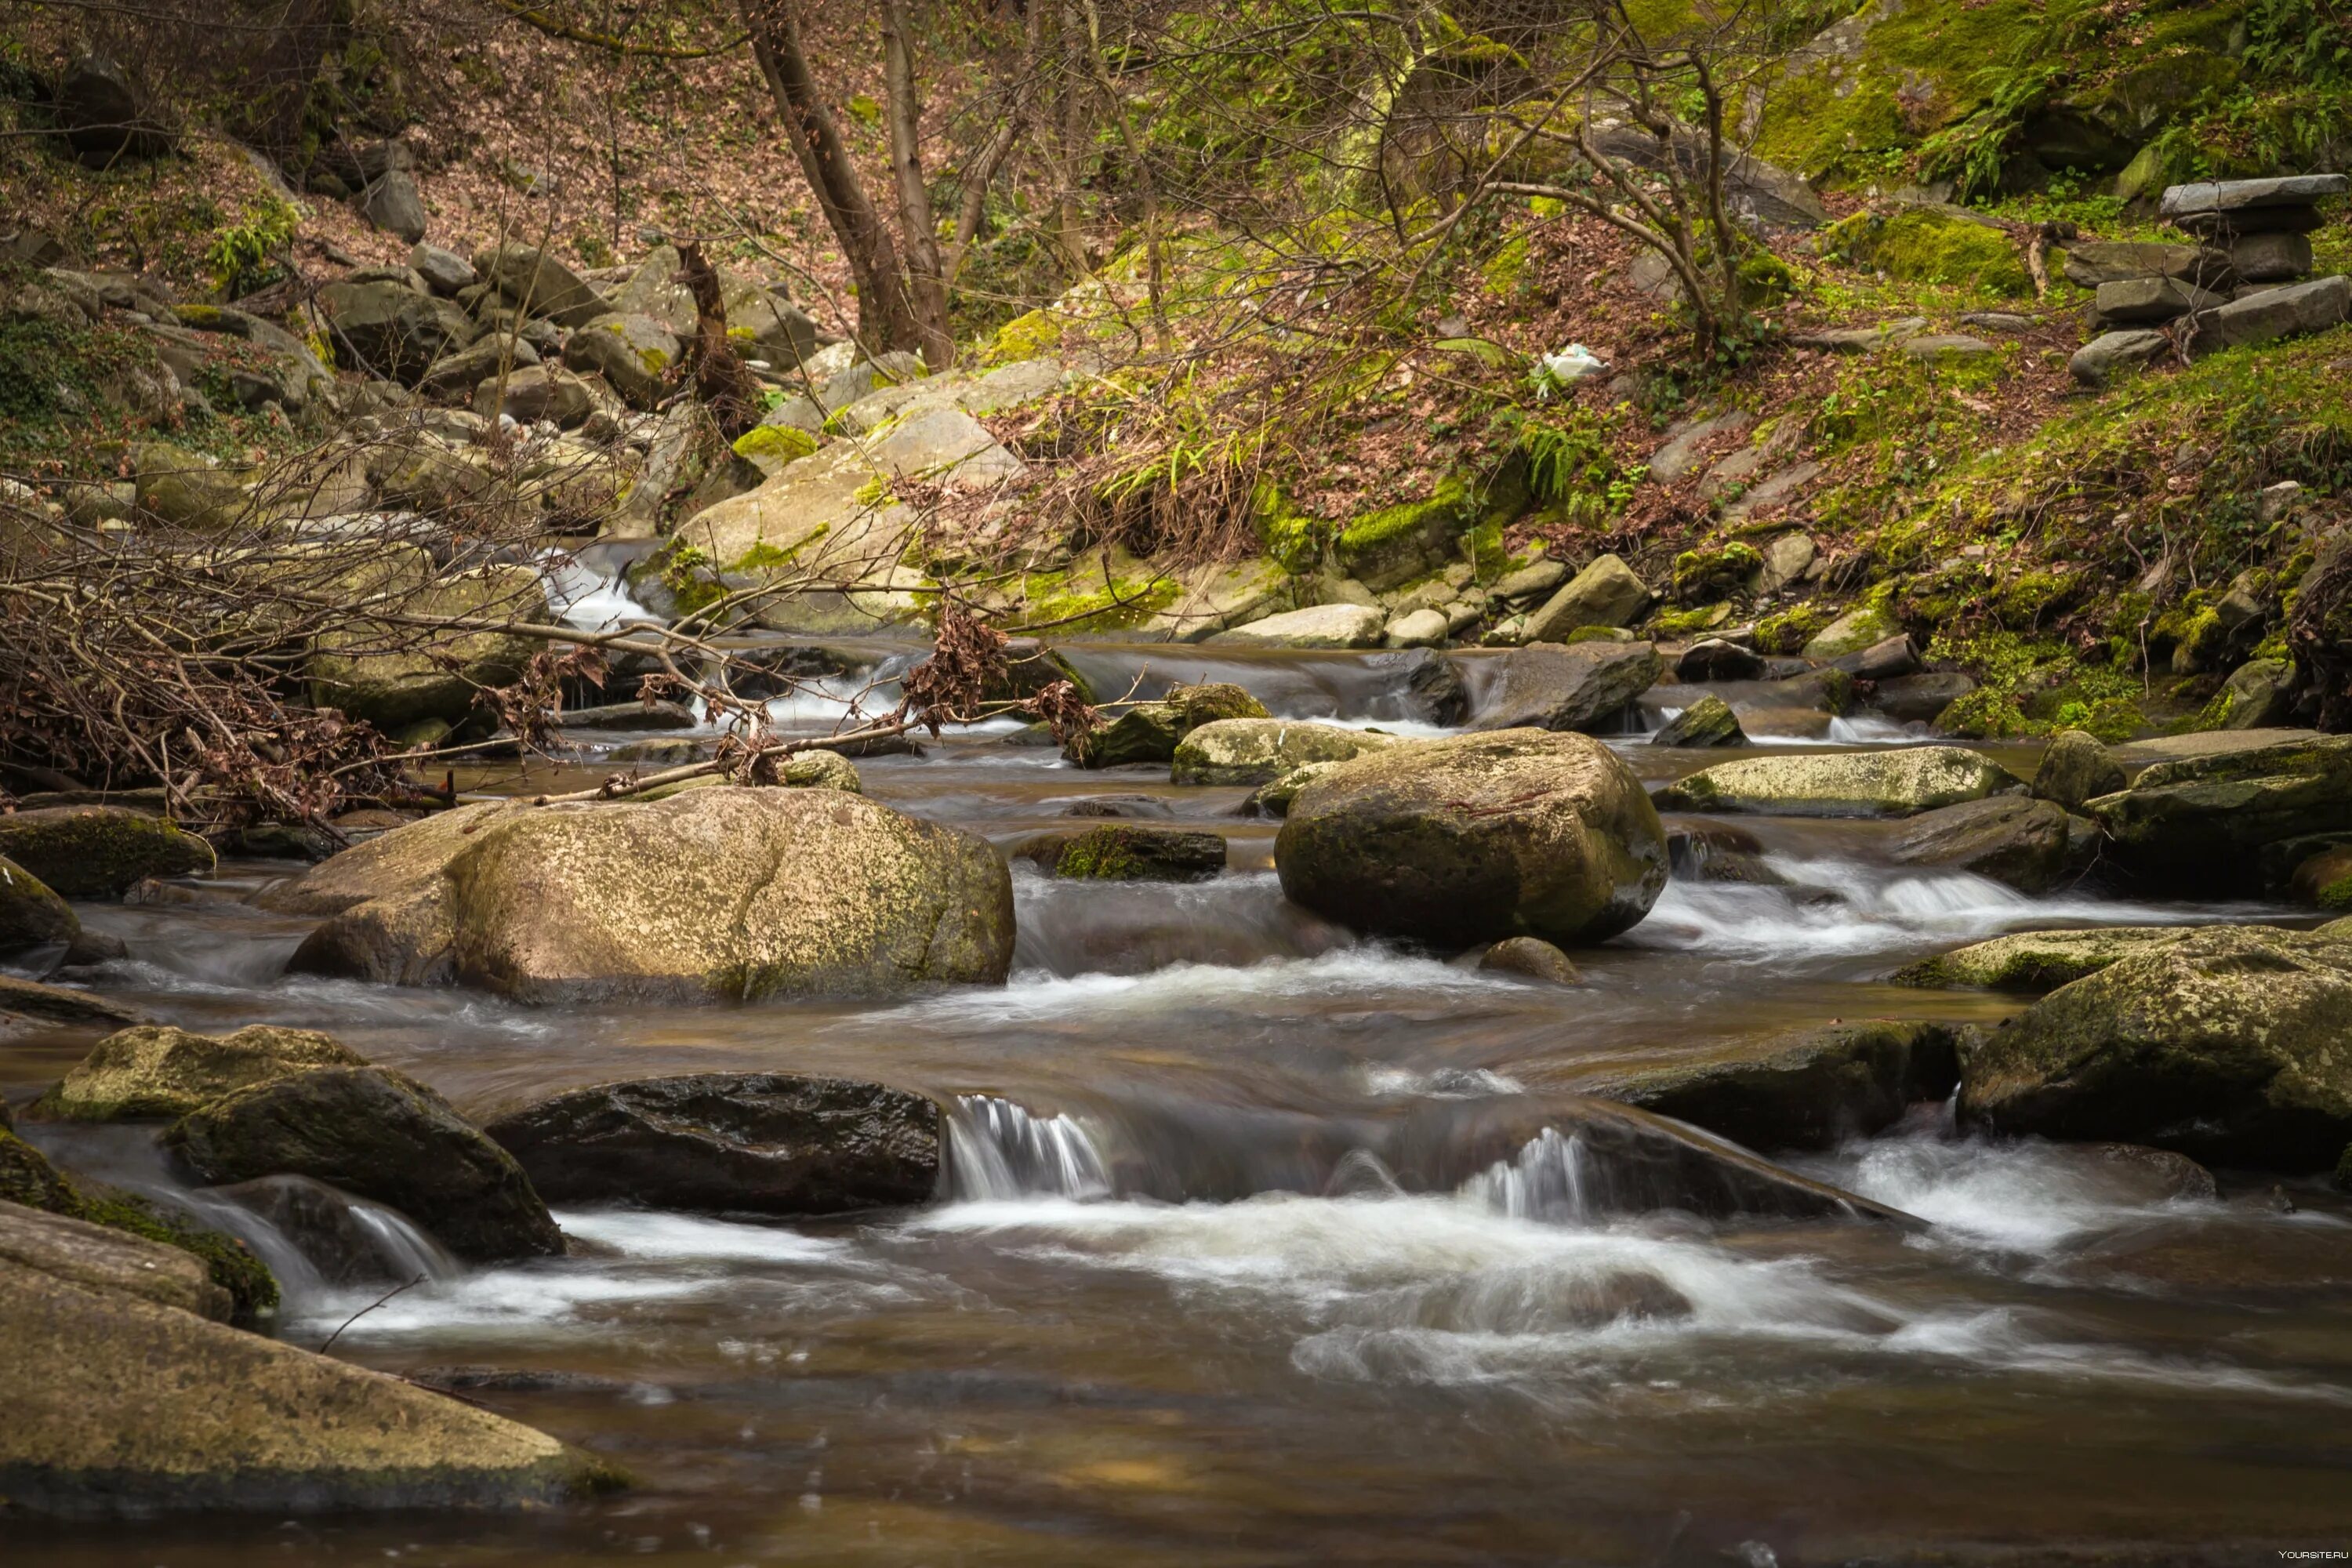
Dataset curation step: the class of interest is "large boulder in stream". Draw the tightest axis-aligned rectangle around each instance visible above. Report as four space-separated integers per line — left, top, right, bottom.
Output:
1581 1021 1965 1152
1653 746 2025 818
274 789 1015 1004
0 806 215 896
1886 796 2073 891
0 1263 619 1516
1067 681 1269 768
1468 641 1662 732
165 1065 563 1265
0 854 78 960
1959 925 2352 1170
0 1197 231 1320
485 1073 941 1215
39 1024 364 1122
2083 733 2352 892
1171 718 1400 787
1893 925 2211 991
1276 729 1666 947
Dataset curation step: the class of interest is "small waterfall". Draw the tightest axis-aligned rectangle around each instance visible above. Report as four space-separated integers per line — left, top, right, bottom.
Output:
184 1175 462 1309
946 1095 1112 1201
1461 1127 1592 1225
539 547 661 631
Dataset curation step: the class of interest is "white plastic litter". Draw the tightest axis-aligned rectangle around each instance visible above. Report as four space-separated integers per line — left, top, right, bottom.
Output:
1530 343 1609 398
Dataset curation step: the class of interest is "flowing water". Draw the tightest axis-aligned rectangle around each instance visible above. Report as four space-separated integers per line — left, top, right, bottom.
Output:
9 644 2352 1566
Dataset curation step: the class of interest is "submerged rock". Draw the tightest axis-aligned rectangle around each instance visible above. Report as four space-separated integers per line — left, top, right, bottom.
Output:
1584 1021 1964 1152
1171 718 1399 787
0 1264 619 1516
1887 796 2073 892
0 806 215 897
485 1073 939 1215
0 975 148 1029
39 1025 364 1122
1393 1097 1919 1225
1653 746 2024 818
1276 729 1666 947
1468 641 1663 733
281 789 1015 1004
0 1197 230 1320
165 1065 563 1265
1960 925 2352 1169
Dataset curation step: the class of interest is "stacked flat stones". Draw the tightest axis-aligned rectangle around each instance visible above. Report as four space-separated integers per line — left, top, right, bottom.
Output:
2069 173 2349 386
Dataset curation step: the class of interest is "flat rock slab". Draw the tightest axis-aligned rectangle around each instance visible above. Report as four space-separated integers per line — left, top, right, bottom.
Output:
1653 746 2025 818
2187 275 2352 356
2161 175 2349 219
2108 727 2324 778
1206 603 1385 648
2070 328 2171 387
1790 318 1925 352
0 1197 230 1319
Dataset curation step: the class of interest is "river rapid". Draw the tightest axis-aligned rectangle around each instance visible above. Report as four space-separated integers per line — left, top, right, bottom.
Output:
9 643 2352 1566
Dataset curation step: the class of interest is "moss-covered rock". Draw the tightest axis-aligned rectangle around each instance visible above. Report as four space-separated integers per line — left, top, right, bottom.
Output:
0 1197 231 1320
1588 1021 1964 1152
0 854 77 955
307 564 550 732
284 789 1015 1004
1654 746 2025 818
1276 728 1665 946
778 750 862 792
1802 597 1904 661
1650 694 1745 748
1886 796 2073 892
1893 926 2205 991
0 1261 620 1516
1958 926 2352 1170
2085 734 2352 892
1669 542 1764 604
1824 206 2034 296
38 1025 364 1123
165 1064 562 1265
0 807 215 897
1032 824 1228 882
1171 718 1400 786
2034 728 2126 810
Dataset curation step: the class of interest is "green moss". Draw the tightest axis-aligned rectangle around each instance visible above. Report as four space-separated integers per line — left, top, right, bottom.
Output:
1482 233 1532 296
1935 685 2037 739
73 1190 280 1327
731 423 818 465
1824 208 2034 297
1754 603 1831 656
1671 541 1764 603
984 307 1064 368
1646 604 1730 638
0 1129 75 1210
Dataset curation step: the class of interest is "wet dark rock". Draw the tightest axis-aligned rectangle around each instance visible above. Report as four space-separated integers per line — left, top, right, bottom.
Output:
0 805 215 897
1392 1097 1922 1225
1959 925 2352 1169
1016 824 1227 882
484 1073 939 1216
1650 695 1745 748
208 1174 448 1287
2081 1143 2219 1201
0 1262 619 1517
1875 670 1976 724
1584 1021 1965 1152
165 1065 563 1265
1476 936 1582 985
1277 729 1666 947
1888 796 2073 892
0 975 147 1029
1071 682 1272 768
55 56 174 163
1665 824 1787 885
1826 633 1922 682
1675 638 1764 683
1468 640 1663 732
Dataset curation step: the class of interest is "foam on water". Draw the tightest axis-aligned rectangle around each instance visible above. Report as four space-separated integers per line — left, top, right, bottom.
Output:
539 550 660 632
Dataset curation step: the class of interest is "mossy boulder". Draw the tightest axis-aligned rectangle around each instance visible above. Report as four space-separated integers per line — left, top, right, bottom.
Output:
1650 694 1745 748
1171 719 1400 787
1276 728 1666 947
38 1025 364 1122
1588 1021 1964 1152
165 1064 562 1265
0 807 215 897
0 1262 619 1516
1024 824 1228 882
307 564 550 731
1669 542 1764 604
1824 206 2032 296
778 750 862 791
1893 926 2208 991
484 1072 938 1216
1802 598 1904 661
1069 681 1274 768
282 789 1015 1004
1958 926 2352 1170
2084 734 2352 892
0 855 77 956
0 1197 230 1320
2034 728 2126 810
1653 746 2025 818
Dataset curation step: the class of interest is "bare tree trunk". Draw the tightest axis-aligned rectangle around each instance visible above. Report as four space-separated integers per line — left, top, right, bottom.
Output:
946 0 1047 285
245 0 342 159
879 0 956 369
1048 0 1094 277
678 240 759 435
740 0 921 356
1081 0 1166 343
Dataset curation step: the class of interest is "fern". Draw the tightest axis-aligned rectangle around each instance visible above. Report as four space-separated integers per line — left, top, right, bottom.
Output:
1916 64 2068 201
2247 0 2352 86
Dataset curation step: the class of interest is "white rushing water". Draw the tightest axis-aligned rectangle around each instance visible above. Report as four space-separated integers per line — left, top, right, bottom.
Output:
538 548 661 631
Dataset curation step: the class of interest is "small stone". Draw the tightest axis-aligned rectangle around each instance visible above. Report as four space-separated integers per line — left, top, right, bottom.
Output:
2070 329 2171 388
1651 695 1746 748
409 242 476 295
1675 638 1765 683
1384 607 1450 648
1478 936 1582 985
2033 729 2127 810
